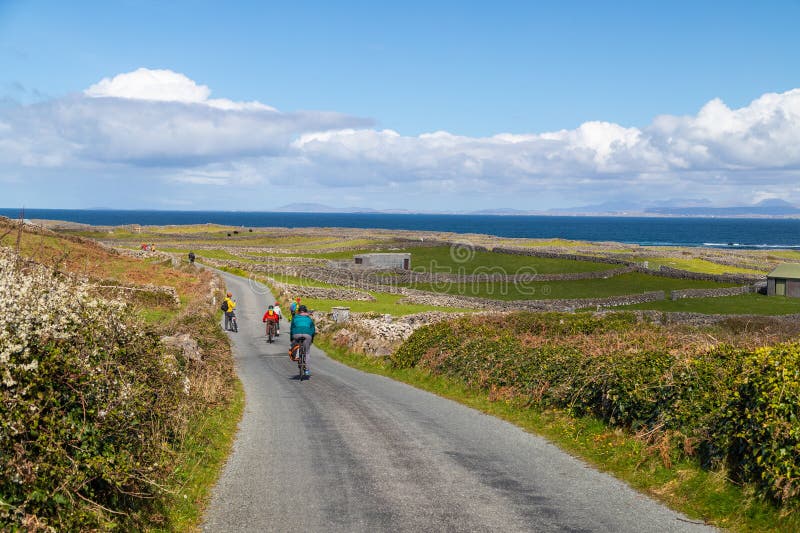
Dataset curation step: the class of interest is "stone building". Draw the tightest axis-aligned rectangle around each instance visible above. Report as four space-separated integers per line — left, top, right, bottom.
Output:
353 253 411 270
767 263 800 297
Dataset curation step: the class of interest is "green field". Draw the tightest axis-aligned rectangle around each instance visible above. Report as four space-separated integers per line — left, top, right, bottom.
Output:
282 245 621 274
638 256 764 275
619 293 800 315
406 272 736 301
297 291 471 315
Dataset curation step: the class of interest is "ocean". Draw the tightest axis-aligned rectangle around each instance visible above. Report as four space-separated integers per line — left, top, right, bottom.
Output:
2 208 800 249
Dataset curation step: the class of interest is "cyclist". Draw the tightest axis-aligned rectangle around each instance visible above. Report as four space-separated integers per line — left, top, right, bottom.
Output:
289 297 300 320
262 305 280 338
289 305 315 377
272 302 283 335
222 292 236 331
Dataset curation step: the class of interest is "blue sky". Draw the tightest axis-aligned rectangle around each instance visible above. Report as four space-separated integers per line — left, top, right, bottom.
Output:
1 0 800 211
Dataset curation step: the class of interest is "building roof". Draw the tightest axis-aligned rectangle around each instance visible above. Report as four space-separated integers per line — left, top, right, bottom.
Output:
767 263 800 279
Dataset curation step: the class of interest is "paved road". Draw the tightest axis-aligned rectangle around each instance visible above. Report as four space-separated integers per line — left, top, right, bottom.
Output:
203 271 714 532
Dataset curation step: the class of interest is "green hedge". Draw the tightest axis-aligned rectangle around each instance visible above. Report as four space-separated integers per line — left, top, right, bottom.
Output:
391 313 800 506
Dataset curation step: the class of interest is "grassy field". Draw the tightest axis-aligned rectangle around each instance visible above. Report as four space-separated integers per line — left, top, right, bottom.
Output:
638 256 765 275
285 245 621 274
297 291 471 315
619 293 800 315
407 272 736 301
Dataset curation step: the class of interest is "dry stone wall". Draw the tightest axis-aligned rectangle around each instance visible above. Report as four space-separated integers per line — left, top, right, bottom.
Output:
396 290 666 312
670 285 753 300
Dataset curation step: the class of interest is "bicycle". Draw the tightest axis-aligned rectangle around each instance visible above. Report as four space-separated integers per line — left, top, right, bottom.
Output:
265 320 277 343
293 340 308 380
228 310 238 333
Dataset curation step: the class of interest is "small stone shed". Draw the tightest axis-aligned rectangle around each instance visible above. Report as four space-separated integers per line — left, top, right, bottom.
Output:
353 253 411 270
766 263 800 297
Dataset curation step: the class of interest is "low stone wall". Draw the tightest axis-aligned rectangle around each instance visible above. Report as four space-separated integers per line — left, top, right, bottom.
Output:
396 290 666 312
324 310 470 356
491 246 633 266
264 276 376 302
631 310 800 328
670 285 753 300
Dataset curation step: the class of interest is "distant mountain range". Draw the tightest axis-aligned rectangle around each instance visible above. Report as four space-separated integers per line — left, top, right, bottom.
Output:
274 199 800 217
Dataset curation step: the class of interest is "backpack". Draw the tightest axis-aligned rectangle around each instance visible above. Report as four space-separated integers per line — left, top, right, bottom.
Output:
221 300 229 312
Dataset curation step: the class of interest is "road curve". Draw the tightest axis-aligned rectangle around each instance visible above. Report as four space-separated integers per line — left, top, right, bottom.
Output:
202 271 713 532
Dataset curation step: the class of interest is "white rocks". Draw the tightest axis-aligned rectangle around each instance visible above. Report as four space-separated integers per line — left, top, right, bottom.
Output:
160 333 202 362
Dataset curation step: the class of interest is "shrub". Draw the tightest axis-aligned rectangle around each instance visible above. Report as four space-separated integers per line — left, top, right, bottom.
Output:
391 311 800 507
722 343 800 503
0 250 186 530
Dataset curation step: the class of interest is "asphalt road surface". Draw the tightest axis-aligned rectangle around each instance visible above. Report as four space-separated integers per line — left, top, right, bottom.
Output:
203 271 714 532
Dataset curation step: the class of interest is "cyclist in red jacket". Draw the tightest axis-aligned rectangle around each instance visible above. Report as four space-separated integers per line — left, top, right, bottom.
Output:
262 305 280 338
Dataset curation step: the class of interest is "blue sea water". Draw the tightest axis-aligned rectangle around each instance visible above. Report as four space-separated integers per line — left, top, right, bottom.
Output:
2 208 800 248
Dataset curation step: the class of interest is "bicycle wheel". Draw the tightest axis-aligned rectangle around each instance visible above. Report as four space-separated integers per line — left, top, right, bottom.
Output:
232 317 238 333
298 347 306 380
267 323 273 343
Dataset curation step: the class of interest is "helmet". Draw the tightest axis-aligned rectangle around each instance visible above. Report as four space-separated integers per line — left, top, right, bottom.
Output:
274 302 279 306
298 305 308 313
268 305 274 309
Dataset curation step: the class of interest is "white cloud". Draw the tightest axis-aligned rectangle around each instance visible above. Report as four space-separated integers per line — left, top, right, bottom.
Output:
85 67 275 111
2 68 800 208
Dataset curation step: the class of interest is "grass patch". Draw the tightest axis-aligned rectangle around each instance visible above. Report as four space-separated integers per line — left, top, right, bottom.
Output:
639 256 765 275
268 245 621 274
316 338 798 532
619 293 800 315
407 272 735 301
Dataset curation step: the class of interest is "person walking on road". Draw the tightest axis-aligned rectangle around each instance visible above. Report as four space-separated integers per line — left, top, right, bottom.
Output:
222 292 236 331
289 305 315 377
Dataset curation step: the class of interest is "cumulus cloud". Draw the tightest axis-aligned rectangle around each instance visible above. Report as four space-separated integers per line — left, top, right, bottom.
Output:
287 88 800 202
0 68 370 168
1 67 800 208
85 67 276 111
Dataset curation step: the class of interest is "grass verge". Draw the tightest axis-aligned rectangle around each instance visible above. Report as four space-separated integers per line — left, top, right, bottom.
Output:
156 379 244 532
315 337 799 532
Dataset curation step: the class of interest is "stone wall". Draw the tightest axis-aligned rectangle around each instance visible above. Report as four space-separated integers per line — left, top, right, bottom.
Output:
324 310 470 356
395 289 666 312
491 246 633 266
670 285 753 300
265 276 376 302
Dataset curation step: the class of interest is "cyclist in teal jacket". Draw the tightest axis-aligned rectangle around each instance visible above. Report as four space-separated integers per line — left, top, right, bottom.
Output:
290 305 316 376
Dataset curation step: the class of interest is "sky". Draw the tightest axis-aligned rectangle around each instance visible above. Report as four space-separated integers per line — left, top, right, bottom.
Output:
1 0 800 211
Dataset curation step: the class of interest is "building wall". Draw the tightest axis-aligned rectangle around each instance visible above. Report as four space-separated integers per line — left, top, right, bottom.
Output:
767 277 800 297
788 279 800 298
354 254 411 270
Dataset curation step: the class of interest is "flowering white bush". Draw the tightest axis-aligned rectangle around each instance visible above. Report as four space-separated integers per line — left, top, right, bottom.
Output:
0 247 186 530
0 249 125 387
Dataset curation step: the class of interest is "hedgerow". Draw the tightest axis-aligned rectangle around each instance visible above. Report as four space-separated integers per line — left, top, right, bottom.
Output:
0 250 186 530
391 312 800 506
